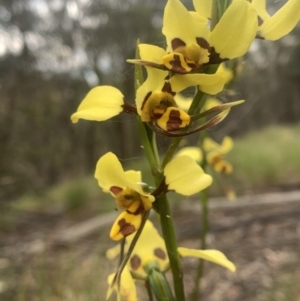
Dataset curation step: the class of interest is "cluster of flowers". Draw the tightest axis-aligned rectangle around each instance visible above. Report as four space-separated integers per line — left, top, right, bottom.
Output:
71 0 299 300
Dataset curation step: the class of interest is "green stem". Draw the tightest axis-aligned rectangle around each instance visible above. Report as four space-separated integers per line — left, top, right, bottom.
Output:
157 194 185 301
145 279 154 301
191 189 209 301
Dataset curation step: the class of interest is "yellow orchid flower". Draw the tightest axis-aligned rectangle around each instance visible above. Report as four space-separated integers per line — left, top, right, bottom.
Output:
134 44 230 131
176 136 234 174
96 153 212 240
95 152 155 241
162 0 257 71
204 136 234 174
107 266 137 301
251 0 300 40
71 86 128 123
107 221 236 279
193 0 300 41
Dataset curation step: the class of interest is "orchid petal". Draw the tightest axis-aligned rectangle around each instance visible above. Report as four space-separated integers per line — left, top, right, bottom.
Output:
210 0 257 59
95 152 129 192
178 247 236 272
176 147 203 163
108 266 137 301
193 0 212 19
164 155 212 195
259 0 300 40
71 86 124 123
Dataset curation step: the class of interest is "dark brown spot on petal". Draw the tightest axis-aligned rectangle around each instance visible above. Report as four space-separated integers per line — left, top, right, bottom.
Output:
126 203 145 215
168 54 190 74
171 38 186 51
154 248 167 260
141 91 152 111
166 110 183 131
161 82 176 96
110 186 123 196
257 15 264 26
196 37 210 49
118 218 136 237
130 254 141 270
208 47 228 64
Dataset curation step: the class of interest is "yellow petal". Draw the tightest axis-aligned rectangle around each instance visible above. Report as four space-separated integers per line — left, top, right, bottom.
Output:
251 0 270 21
176 147 203 163
203 137 222 152
259 0 300 40
221 136 234 153
210 0 258 59
136 68 168 116
193 0 212 19
202 98 222 111
107 266 137 301
163 0 210 50
139 44 166 64
124 170 142 184
110 202 143 241
175 94 193 112
170 72 227 95
178 247 236 272
127 220 169 277
71 86 124 123
164 155 212 195
217 63 233 85
94 152 129 193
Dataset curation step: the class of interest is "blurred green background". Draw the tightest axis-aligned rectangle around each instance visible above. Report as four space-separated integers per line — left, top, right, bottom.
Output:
0 0 300 300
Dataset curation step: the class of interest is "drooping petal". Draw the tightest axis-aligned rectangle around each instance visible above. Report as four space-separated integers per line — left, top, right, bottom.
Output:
170 72 227 95
71 86 124 123
176 147 203 163
178 247 236 272
203 137 223 152
107 266 137 301
258 0 300 41
193 0 212 19
110 201 144 241
164 155 212 195
163 0 210 50
95 152 129 192
210 0 258 59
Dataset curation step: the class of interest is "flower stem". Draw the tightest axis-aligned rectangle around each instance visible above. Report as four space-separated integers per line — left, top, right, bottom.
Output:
191 188 209 301
157 194 186 301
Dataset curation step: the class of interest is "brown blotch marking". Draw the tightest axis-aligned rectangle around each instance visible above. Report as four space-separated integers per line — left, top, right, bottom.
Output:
196 37 210 49
126 203 145 216
110 186 123 196
168 54 190 74
207 47 228 64
141 91 152 111
154 248 167 260
166 109 182 131
171 38 186 51
118 218 136 237
162 82 176 96
130 254 141 271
